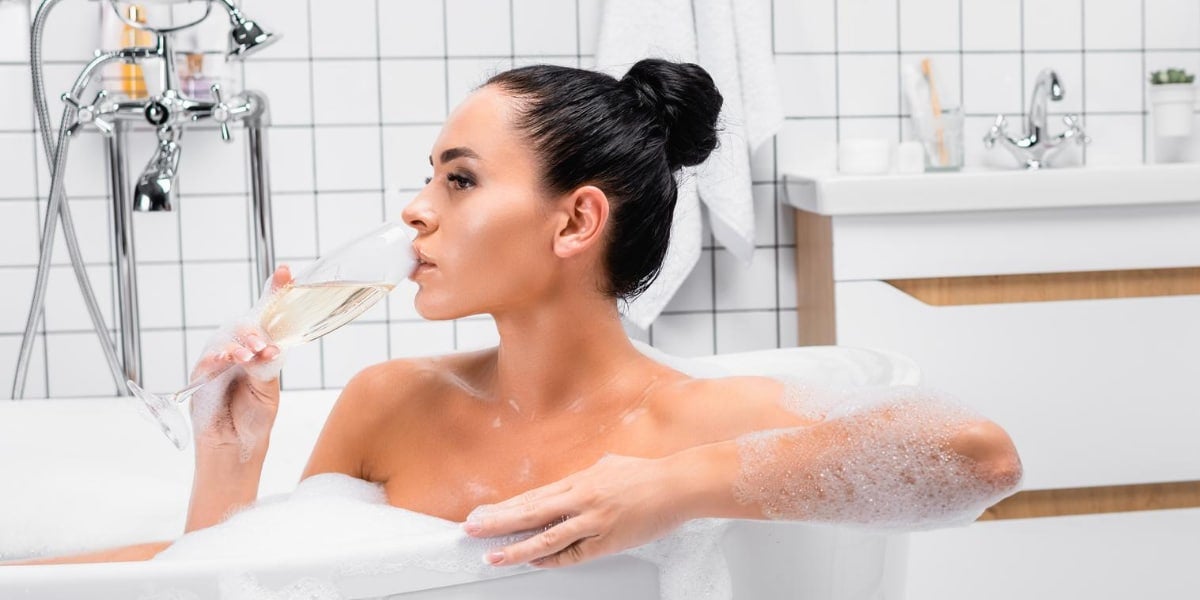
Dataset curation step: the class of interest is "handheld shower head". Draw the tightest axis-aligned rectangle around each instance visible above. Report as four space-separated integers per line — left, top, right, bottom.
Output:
215 0 279 60
133 129 182 212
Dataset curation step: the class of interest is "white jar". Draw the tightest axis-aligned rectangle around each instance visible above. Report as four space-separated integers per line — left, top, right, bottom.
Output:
837 139 892 175
1149 83 1196 138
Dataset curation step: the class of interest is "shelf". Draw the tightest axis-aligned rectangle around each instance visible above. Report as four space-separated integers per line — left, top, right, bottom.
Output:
781 163 1200 216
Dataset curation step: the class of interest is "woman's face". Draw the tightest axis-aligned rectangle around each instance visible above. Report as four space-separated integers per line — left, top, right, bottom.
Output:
401 86 565 321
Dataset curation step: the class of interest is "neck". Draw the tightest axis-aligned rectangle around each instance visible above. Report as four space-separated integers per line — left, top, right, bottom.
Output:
487 293 644 418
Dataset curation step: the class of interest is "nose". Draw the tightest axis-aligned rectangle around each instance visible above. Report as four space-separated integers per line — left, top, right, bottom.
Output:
402 192 436 234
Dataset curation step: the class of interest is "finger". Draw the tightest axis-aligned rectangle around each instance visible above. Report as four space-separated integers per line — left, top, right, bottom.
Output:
486 516 594 567
258 344 281 361
194 353 225 374
241 330 269 354
270 265 292 292
465 488 576 537
191 352 230 381
495 479 575 511
531 538 598 569
224 341 255 363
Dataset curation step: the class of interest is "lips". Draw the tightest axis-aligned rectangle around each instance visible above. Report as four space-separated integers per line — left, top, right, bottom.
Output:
411 245 437 279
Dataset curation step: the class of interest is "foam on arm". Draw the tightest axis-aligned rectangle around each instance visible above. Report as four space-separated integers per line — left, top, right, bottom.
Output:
673 382 1024 531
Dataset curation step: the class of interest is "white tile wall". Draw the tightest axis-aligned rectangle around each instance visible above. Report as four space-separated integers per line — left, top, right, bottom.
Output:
2 0 1198 397
1085 0 1143 51
1024 0 1082 51
961 0 1022 51
836 54 900 116
1085 52 1146 113
836 0 898 52
311 60 380 125
899 0 959 52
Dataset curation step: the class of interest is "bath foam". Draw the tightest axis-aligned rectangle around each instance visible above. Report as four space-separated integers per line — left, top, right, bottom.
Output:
152 473 733 600
733 383 1024 530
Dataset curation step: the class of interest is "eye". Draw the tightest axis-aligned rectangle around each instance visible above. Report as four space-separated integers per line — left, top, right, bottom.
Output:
447 172 475 190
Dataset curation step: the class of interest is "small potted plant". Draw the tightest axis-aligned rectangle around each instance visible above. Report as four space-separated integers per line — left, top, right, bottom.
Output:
1148 68 1195 137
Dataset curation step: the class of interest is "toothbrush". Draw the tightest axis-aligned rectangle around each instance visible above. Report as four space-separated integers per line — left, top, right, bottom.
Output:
921 59 948 167
901 64 933 147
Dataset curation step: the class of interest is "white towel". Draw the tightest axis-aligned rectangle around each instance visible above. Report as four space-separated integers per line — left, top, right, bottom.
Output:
596 0 784 330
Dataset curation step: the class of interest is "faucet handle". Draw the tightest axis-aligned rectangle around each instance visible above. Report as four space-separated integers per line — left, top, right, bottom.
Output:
210 83 233 142
1061 114 1091 145
983 114 1008 149
62 89 114 137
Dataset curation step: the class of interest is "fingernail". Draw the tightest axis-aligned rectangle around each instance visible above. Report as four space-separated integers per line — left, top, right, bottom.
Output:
463 521 482 535
234 348 254 362
250 338 267 352
486 551 504 565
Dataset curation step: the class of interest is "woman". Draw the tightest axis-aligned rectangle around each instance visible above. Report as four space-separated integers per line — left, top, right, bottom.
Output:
9 59 1022 568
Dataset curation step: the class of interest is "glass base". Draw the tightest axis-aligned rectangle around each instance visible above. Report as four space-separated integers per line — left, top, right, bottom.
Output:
126 379 191 451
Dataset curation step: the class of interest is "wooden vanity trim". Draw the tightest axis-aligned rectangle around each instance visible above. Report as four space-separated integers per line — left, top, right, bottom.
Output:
794 210 837 345
979 480 1200 521
886 267 1200 306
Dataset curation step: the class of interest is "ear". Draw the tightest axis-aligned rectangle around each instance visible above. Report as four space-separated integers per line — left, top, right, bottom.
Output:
552 185 609 259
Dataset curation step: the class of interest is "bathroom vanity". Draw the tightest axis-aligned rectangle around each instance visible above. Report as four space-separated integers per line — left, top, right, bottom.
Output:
783 164 1200 599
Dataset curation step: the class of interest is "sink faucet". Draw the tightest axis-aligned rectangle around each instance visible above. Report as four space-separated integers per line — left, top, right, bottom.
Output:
983 68 1090 169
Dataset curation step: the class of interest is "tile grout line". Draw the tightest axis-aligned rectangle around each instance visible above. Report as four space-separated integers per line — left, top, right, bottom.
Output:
771 0 781 349
442 0 459 352
304 0 326 389
373 0 393 362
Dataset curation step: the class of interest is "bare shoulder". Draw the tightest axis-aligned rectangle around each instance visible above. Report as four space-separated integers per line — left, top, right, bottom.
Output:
650 375 818 446
300 349 490 482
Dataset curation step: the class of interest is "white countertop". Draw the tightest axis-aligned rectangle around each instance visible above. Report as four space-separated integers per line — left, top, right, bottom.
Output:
781 163 1200 216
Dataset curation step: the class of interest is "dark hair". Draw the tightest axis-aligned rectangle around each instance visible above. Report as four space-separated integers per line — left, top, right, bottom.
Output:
485 58 723 300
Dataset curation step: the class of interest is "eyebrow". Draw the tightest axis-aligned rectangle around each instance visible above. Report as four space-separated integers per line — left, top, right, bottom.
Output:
429 147 481 165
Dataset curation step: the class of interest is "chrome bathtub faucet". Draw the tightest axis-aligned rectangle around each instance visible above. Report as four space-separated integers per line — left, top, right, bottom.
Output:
983 68 1090 169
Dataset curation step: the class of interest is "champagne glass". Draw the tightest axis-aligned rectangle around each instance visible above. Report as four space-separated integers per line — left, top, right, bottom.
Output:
127 220 416 450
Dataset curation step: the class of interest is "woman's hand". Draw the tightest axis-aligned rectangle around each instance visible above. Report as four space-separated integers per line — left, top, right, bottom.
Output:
189 266 292 453
462 454 694 569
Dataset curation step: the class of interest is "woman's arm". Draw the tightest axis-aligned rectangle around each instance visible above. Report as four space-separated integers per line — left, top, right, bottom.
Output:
185 440 271 533
0 541 175 565
663 389 1024 529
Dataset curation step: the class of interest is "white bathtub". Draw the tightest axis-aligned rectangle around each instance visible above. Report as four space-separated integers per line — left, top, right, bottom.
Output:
0 343 920 599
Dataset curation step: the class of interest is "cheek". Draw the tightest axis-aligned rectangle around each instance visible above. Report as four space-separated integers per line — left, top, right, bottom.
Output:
440 199 555 300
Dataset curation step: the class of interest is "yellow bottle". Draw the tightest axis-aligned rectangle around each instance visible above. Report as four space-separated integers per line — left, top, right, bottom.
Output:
119 5 152 99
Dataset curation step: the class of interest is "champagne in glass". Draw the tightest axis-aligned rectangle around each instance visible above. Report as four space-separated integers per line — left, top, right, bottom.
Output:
127 221 416 450
260 280 396 347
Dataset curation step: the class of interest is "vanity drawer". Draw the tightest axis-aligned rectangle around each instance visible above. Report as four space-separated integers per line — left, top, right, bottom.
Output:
833 280 1200 490
830 203 1200 281
905 507 1200 600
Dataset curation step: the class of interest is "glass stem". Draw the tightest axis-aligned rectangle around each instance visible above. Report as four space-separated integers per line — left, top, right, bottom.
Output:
167 362 235 404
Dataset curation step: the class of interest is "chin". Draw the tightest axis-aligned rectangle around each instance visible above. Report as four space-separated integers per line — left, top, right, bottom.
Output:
413 292 475 322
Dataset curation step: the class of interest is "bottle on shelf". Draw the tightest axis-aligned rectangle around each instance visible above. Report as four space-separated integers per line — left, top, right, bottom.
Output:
119 4 152 99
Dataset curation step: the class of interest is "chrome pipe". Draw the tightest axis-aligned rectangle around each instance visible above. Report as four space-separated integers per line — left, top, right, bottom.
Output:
247 126 275 293
105 123 141 389
243 90 275 293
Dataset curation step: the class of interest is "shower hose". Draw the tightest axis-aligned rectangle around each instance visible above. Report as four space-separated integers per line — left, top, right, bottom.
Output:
12 0 127 398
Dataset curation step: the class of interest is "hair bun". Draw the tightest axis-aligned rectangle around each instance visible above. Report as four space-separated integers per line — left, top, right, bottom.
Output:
620 58 723 170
